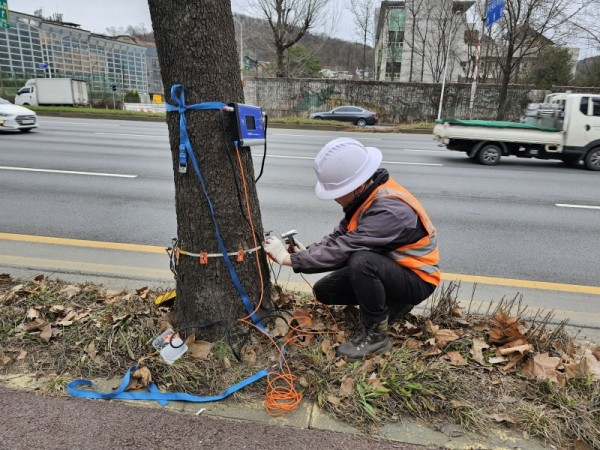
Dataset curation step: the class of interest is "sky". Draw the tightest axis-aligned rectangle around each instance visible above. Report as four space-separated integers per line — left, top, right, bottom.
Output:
12 0 357 42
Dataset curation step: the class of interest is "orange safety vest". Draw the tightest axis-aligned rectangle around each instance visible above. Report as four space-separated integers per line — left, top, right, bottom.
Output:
347 178 440 286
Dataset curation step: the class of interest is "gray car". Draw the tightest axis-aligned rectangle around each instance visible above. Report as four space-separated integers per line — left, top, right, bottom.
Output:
309 105 378 127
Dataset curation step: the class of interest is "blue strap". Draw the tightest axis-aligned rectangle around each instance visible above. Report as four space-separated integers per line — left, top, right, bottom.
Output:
166 84 265 331
67 85 281 407
67 366 269 405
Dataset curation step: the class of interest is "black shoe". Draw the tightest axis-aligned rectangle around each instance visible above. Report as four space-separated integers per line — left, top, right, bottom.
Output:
388 303 413 324
336 318 391 361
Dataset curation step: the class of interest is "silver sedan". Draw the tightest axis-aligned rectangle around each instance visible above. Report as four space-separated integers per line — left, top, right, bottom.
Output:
0 98 38 132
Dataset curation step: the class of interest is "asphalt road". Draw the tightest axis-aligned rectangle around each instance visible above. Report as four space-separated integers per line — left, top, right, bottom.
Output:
1 116 599 333
0 386 413 450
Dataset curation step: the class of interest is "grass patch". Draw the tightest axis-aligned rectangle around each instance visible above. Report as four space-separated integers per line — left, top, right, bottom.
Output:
32 106 433 131
1 274 598 448
30 106 165 118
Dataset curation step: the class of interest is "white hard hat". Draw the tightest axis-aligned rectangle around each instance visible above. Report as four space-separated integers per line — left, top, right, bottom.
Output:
314 137 382 200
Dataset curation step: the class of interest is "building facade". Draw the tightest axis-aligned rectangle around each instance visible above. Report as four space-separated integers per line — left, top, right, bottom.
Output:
374 0 474 83
1 10 149 101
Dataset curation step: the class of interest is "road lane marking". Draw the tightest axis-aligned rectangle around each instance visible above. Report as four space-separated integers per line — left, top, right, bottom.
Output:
441 272 600 295
254 154 442 166
556 203 600 210
0 166 137 178
40 121 89 125
1 233 598 295
45 121 121 126
272 133 383 141
384 160 442 166
0 255 171 280
258 154 313 161
404 149 448 153
94 132 167 138
0 233 162 253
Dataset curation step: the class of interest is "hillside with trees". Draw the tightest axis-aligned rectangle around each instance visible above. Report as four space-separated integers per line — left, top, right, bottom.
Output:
107 14 373 78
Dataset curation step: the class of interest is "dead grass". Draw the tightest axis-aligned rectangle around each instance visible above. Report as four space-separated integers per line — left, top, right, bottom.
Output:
1 273 599 449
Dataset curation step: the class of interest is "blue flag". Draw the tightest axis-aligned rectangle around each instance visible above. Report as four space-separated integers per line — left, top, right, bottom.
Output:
486 0 504 27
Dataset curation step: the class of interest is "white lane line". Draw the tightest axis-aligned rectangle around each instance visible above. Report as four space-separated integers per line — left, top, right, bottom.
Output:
253 154 442 166
384 160 442 166
94 132 167 138
556 203 600 210
404 148 448 153
272 133 383 141
40 121 89 125
255 154 313 161
46 121 121 127
0 166 137 178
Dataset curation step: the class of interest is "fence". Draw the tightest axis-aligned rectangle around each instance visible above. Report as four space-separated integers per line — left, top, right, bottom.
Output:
243 78 600 123
123 103 166 113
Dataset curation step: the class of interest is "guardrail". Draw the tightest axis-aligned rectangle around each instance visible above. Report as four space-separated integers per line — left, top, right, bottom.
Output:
123 103 166 113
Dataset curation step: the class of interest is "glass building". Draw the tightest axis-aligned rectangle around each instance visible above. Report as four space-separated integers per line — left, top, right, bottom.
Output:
0 10 149 102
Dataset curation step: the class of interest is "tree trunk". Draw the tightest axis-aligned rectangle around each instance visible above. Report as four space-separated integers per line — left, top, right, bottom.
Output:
409 4 416 82
496 48 514 121
276 45 286 77
362 32 367 79
148 0 271 340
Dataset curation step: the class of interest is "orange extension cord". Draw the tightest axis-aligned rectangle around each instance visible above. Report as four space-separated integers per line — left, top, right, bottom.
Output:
233 146 338 416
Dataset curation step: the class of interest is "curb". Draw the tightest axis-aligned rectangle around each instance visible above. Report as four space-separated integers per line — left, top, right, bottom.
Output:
0 373 547 450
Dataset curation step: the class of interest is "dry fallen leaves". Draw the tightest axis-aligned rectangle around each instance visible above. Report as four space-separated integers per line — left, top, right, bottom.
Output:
17 318 52 342
366 372 389 392
445 350 466 366
470 337 490 366
488 412 518 424
59 285 81 299
126 366 153 391
521 352 561 383
320 338 336 360
489 311 527 346
564 351 600 382
187 340 213 361
339 376 355 398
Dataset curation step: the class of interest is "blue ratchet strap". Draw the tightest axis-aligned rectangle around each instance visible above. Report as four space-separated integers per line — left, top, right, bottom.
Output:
67 365 269 405
165 84 265 332
164 85 226 173
68 86 283 405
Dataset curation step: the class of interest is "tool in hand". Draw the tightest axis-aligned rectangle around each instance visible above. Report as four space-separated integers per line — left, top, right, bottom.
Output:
281 230 297 253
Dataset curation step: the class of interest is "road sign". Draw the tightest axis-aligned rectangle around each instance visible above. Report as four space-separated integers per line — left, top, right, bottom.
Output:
485 0 504 27
39 63 48 69
0 0 10 29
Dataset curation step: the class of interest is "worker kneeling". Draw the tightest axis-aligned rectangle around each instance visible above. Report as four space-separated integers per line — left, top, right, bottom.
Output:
263 138 440 361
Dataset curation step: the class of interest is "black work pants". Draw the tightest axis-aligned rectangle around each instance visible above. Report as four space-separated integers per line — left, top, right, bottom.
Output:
312 251 436 324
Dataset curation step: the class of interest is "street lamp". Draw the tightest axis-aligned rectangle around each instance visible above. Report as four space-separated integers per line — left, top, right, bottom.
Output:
233 16 244 83
437 11 462 121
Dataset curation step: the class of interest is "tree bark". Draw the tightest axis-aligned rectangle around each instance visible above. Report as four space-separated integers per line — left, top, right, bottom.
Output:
496 46 514 121
148 0 271 339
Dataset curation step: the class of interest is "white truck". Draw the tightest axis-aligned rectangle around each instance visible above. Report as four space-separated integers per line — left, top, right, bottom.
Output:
433 92 600 171
15 78 89 107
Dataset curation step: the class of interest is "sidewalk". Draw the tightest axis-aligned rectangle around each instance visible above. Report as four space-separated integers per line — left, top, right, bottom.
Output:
1 373 546 450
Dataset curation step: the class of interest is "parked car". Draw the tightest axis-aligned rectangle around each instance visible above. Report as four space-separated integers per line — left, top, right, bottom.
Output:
0 97 38 132
309 106 378 127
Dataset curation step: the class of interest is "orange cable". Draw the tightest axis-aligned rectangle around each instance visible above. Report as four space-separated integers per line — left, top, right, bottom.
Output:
233 145 303 415
233 145 344 416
